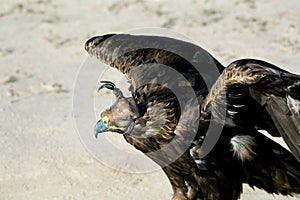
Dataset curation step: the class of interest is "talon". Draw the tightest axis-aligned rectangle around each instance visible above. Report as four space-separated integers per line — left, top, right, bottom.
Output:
98 81 115 91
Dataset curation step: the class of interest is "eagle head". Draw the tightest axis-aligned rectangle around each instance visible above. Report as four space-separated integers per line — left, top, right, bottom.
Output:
94 81 139 138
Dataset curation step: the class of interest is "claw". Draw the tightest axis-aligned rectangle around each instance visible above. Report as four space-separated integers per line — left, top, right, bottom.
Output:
97 80 124 99
98 81 115 91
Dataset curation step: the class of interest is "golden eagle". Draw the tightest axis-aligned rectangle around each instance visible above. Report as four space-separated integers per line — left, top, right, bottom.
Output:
85 34 300 200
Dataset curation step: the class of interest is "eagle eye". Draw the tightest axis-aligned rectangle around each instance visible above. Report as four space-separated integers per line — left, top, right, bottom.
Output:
102 116 110 125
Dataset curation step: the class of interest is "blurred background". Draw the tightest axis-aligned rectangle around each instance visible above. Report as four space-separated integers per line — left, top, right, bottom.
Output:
0 0 300 199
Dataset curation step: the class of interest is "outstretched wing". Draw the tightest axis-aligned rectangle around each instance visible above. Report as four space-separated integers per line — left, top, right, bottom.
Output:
85 34 224 95
202 58 300 161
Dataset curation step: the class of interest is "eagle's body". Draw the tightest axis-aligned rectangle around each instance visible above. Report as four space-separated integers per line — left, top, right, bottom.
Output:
85 34 300 200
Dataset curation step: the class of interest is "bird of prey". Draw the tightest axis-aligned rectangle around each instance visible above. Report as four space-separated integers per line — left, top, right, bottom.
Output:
85 34 300 200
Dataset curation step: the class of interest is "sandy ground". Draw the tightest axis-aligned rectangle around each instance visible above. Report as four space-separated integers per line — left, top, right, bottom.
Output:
1 0 300 199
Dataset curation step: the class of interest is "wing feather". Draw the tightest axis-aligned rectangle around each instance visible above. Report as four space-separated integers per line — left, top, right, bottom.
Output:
203 58 300 161
85 34 224 94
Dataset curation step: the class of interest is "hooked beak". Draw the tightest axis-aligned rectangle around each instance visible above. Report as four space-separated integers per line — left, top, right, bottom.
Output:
94 119 108 139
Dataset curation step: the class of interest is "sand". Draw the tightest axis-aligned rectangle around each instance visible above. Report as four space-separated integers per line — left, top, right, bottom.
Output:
1 0 300 199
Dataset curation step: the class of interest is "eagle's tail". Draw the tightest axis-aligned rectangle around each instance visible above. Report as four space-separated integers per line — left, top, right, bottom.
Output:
243 131 300 196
